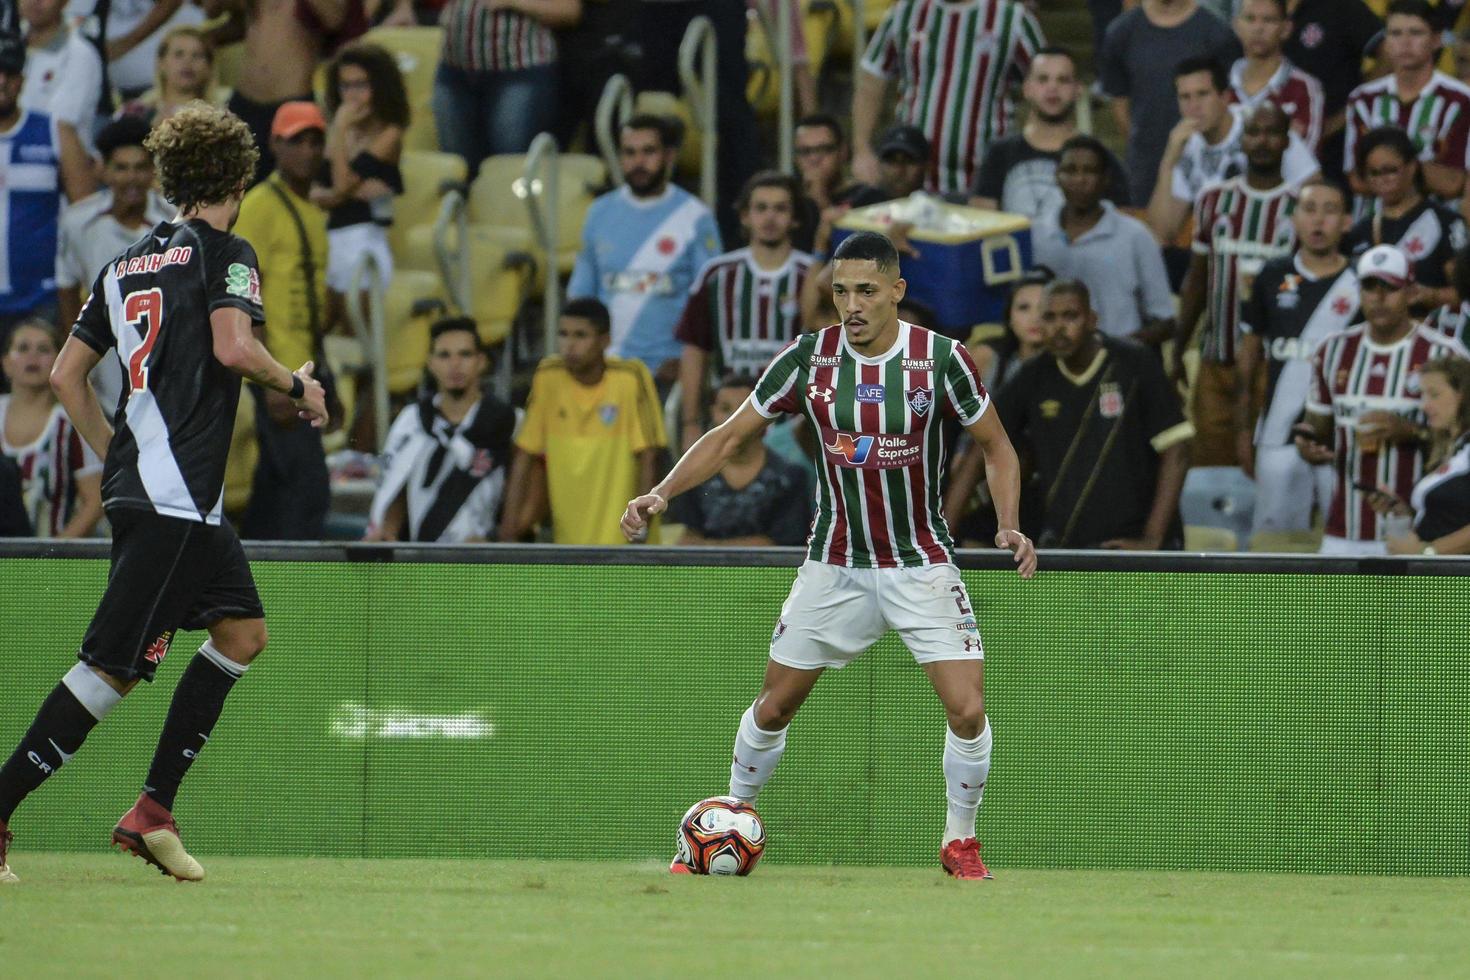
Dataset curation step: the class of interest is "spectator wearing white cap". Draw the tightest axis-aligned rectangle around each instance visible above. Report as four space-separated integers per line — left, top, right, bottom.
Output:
1295 243 1470 555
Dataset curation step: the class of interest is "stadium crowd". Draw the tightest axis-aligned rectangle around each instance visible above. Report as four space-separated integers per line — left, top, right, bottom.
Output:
3 0 1470 556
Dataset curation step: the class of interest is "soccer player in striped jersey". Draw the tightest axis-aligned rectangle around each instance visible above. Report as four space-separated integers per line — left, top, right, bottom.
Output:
853 0 1045 196
676 172 815 452
1236 178 1357 535
623 231 1037 881
1296 244 1470 555
1228 0 1325 151
1343 0 1470 204
1177 101 1300 468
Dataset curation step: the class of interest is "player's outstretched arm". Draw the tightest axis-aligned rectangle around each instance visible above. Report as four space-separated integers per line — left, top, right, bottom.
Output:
50 336 112 460
621 399 773 542
964 405 1037 579
210 308 329 427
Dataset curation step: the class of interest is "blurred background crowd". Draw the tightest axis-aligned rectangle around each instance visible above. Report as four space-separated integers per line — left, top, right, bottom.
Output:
3 0 1470 557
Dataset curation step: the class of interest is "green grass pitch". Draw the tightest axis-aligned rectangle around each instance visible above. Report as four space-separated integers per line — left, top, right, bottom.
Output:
2 855 1466 977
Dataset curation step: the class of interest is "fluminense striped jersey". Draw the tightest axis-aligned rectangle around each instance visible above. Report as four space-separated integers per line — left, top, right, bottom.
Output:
1308 323 1469 542
1192 177 1298 364
1343 71 1470 173
861 0 1044 195
440 3 556 72
674 248 816 377
1227 58 1326 151
1430 300 1470 346
751 321 989 568
0 397 100 536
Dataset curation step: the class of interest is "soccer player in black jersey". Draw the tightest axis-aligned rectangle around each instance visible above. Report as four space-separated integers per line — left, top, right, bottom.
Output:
0 104 327 884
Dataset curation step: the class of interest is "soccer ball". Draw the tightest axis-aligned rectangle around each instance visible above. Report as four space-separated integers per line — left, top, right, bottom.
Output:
674 797 765 875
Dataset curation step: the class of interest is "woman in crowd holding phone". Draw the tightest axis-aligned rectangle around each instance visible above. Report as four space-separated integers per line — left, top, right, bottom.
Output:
1365 356 1470 555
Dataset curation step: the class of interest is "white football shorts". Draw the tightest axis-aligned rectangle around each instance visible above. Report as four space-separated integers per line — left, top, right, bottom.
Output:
768 560 984 670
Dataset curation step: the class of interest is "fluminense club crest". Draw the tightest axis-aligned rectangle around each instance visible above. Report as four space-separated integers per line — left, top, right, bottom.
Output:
907 387 933 416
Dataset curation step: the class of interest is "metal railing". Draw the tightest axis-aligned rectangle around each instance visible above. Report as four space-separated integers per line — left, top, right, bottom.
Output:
679 15 718 209
518 132 561 359
346 250 389 452
776 0 796 172
595 73 634 187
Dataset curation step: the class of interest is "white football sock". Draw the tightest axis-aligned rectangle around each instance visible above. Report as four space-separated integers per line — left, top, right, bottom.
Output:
942 718 991 845
728 705 788 803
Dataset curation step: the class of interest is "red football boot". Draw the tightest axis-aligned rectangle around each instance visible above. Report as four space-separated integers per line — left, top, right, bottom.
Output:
112 794 205 882
940 837 993 880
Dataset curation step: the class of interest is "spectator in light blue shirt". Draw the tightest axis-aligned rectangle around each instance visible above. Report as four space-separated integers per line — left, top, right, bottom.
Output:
568 114 722 391
1031 136 1176 345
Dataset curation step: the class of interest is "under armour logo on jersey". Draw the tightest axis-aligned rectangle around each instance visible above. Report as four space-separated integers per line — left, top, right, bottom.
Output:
807 385 833 402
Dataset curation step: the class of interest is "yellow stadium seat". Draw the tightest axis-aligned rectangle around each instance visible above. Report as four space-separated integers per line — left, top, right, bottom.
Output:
389 150 468 263
1249 529 1324 553
399 222 528 350
382 270 450 394
1183 525 1239 553
467 152 606 285
402 120 439 152
746 2 841 118
214 42 245 95
363 26 442 119
461 226 530 350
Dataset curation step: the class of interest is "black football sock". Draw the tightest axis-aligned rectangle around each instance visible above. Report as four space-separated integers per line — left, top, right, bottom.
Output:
143 643 247 811
0 664 122 822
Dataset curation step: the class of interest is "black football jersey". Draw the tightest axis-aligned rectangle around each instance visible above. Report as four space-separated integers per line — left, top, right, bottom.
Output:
996 337 1191 549
72 219 265 524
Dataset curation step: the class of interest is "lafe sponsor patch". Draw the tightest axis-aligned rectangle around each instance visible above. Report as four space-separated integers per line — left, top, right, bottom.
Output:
856 384 885 403
821 427 924 469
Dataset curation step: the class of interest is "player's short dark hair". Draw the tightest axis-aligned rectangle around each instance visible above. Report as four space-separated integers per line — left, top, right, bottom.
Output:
95 116 153 163
832 231 900 277
1030 45 1075 68
715 372 758 395
429 316 482 350
1386 0 1436 27
1355 125 1418 172
1296 174 1351 209
621 113 683 151
562 297 611 335
1043 278 1093 312
795 112 844 144
1058 134 1110 171
736 170 801 215
1174 55 1229 93
145 102 259 211
1239 0 1288 16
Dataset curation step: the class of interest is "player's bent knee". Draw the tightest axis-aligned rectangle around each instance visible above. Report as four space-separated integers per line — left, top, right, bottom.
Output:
945 699 986 740
210 618 268 665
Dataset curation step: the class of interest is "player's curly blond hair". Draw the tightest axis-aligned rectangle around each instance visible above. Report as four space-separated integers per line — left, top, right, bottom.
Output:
144 102 259 213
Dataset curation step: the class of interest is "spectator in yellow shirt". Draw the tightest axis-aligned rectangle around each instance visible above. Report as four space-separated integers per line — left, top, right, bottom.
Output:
229 101 332 539
502 298 667 545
